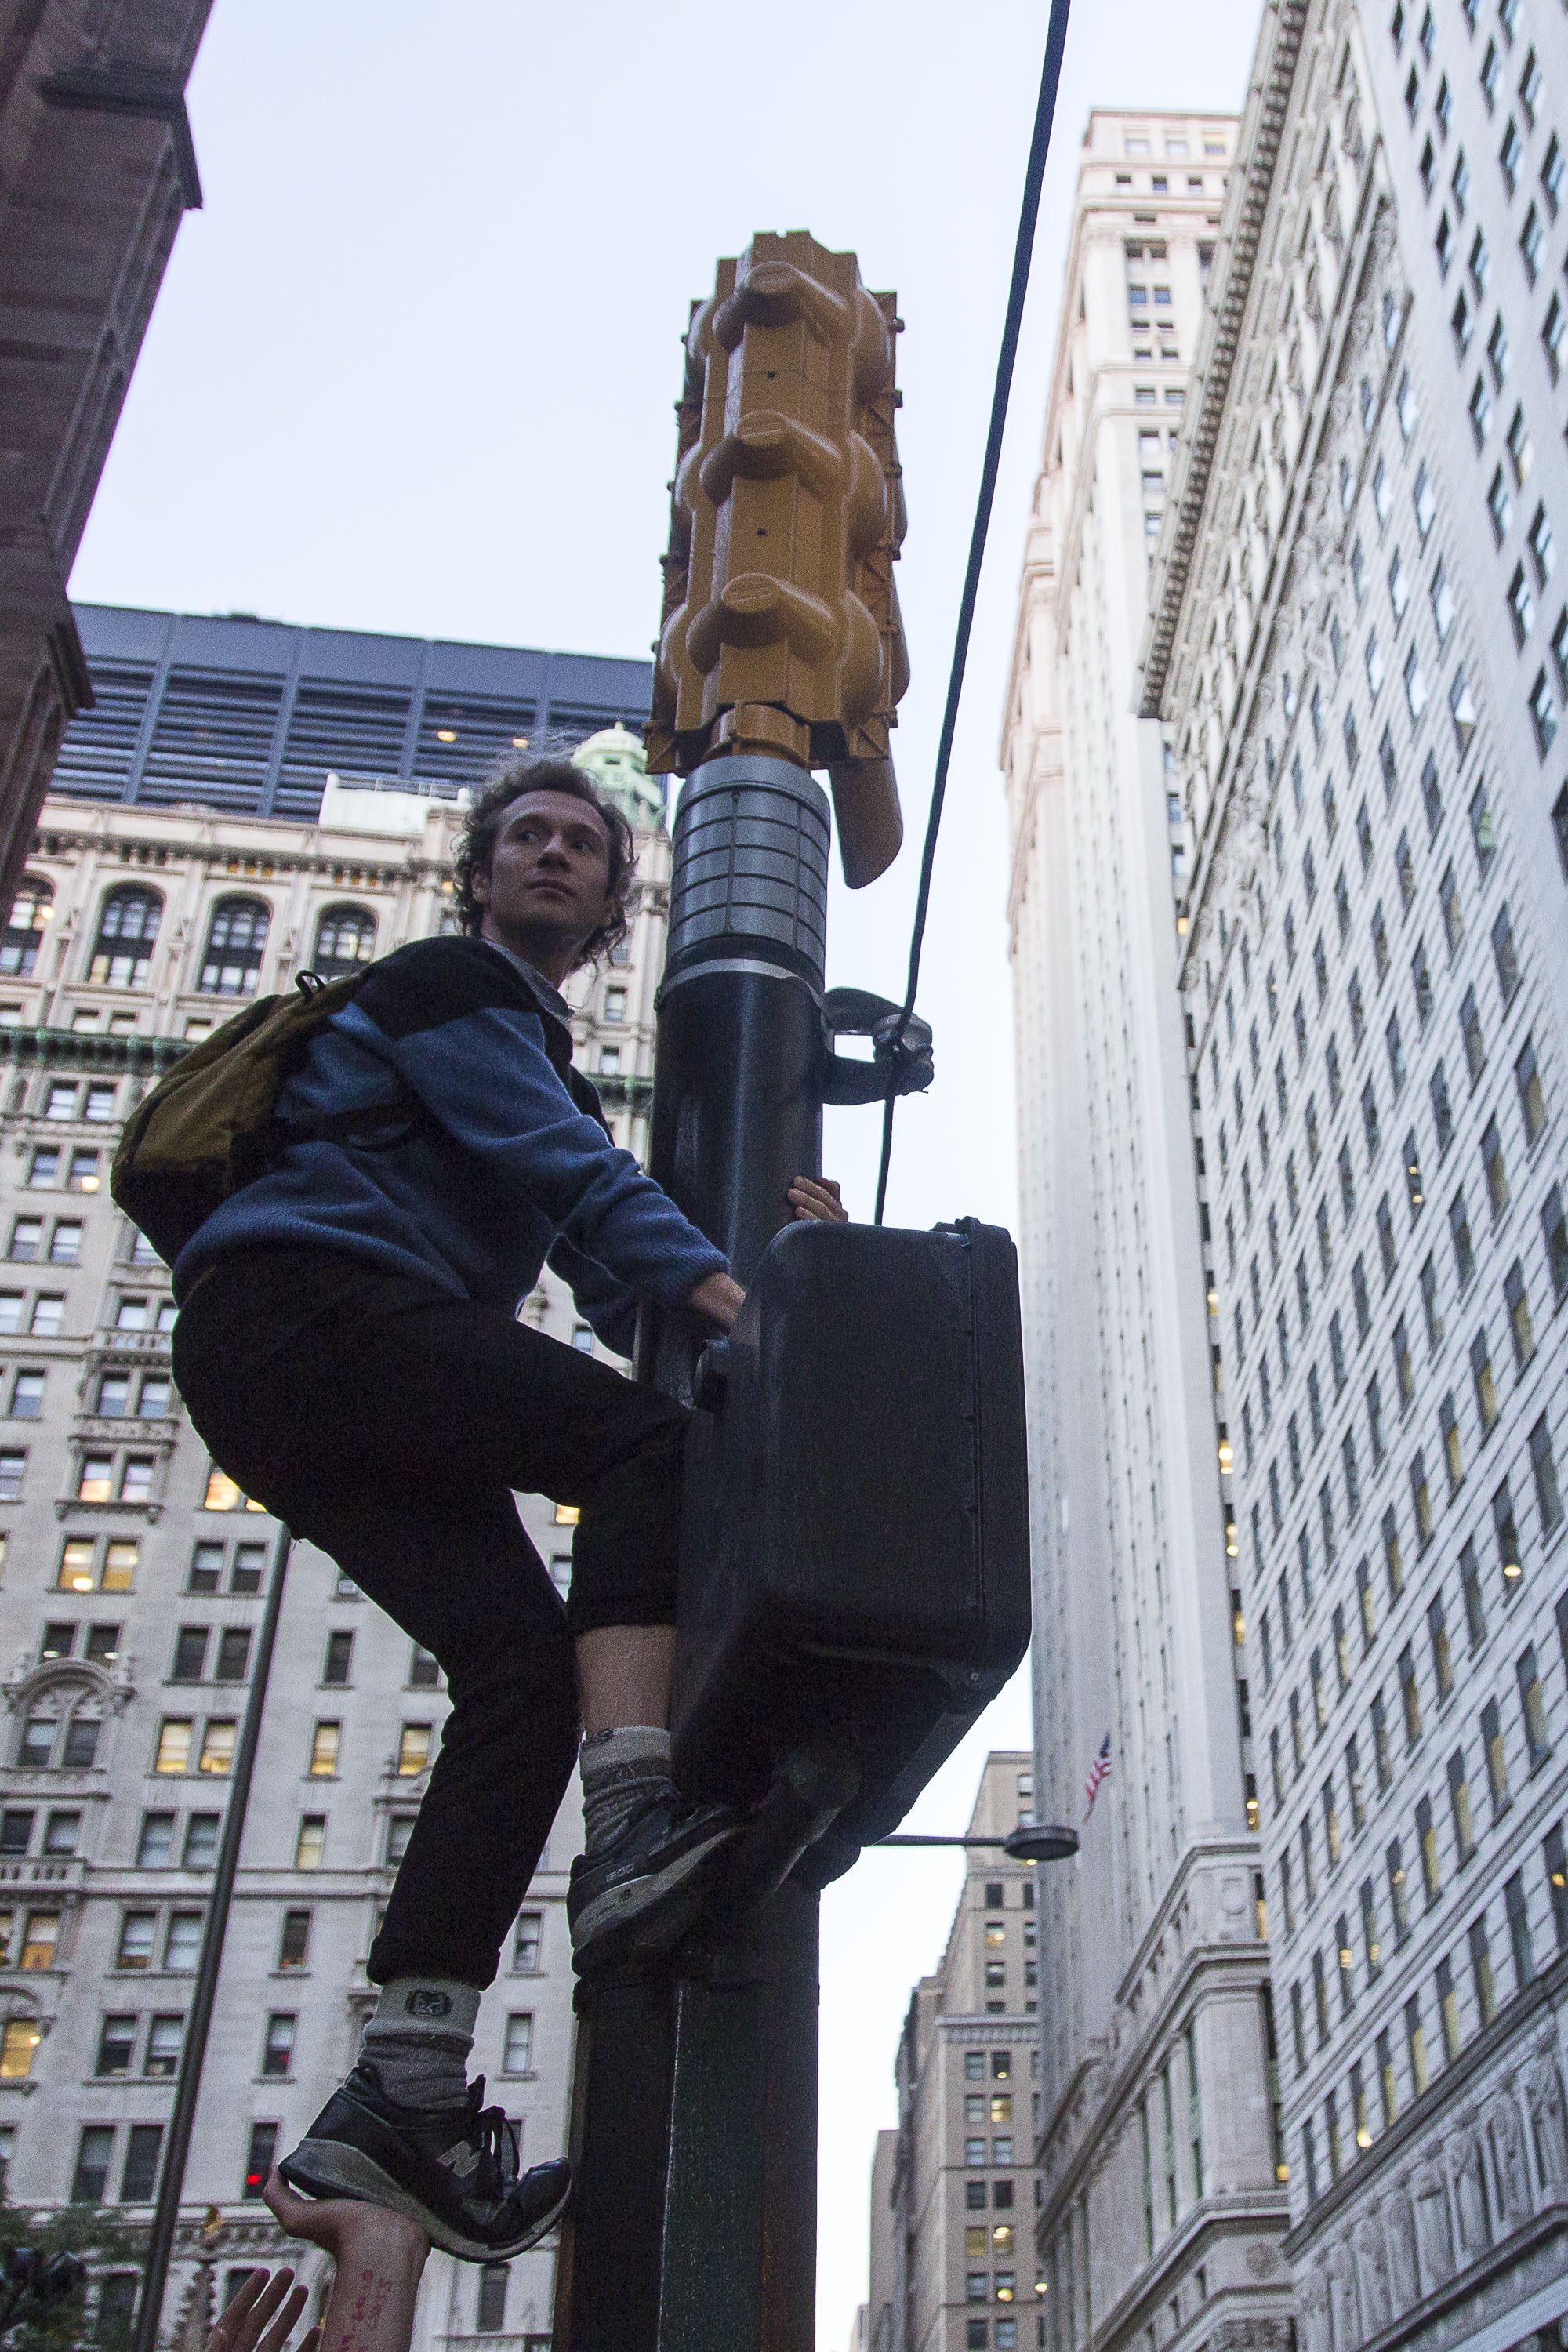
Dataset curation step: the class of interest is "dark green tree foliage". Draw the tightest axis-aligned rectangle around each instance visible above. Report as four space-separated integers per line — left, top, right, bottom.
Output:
0 2196 148 2352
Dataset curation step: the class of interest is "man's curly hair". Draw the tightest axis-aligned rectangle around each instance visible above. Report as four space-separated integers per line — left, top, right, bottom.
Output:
451 753 636 970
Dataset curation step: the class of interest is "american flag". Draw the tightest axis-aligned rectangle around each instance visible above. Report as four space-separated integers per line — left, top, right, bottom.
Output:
1083 1733 1112 1820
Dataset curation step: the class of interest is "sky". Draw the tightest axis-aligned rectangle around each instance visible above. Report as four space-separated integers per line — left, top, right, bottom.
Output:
69 1 1261 2338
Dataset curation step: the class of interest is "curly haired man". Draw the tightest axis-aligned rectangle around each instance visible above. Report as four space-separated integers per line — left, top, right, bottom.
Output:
171 756 844 2261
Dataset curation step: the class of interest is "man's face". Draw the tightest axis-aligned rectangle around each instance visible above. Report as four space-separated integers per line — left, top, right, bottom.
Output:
473 790 614 953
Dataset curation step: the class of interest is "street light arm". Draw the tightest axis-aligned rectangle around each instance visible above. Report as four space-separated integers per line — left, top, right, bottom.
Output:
870 1825 1080 1862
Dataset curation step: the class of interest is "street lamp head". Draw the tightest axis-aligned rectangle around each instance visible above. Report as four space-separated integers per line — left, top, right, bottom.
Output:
1004 1823 1079 1864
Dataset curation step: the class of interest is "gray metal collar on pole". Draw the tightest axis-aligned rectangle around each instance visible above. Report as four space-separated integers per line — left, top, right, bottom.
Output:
132 1523 294 2352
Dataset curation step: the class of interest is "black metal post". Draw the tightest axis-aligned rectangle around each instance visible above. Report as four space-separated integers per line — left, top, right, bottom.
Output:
555 750 830 2352
132 1522 293 2352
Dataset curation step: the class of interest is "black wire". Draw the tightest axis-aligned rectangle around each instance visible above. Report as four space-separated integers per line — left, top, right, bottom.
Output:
873 0 1075 1227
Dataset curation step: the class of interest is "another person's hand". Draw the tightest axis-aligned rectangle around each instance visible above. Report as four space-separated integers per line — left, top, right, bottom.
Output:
788 1176 847 1224
262 2169 430 2269
209 2269 318 2352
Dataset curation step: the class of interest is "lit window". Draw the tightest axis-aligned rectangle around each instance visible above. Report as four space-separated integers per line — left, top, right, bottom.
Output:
19 1911 59 1970
295 1816 326 1870
198 1721 236 1775
154 1720 193 1775
102 1540 138 1592
53 1537 96 1600
309 1722 340 1777
397 1725 432 1776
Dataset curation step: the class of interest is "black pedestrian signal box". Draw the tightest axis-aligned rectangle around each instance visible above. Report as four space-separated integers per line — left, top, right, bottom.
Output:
671 1217 1031 1858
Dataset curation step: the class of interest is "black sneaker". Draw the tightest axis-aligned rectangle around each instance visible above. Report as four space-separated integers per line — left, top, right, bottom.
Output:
568 1787 744 1967
279 2060 571 2262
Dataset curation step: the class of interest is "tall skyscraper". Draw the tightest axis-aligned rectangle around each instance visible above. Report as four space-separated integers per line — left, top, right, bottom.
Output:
1000 110 1295 2352
0 608 659 2348
1139 0 1568 2343
880 1752 1043 2352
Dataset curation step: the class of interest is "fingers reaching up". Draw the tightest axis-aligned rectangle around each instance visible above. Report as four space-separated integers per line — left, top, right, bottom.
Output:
787 1176 848 1224
211 2270 311 2352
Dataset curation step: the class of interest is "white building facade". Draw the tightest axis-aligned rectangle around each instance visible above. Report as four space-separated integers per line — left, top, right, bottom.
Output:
1000 110 1295 2352
0 731 668 2348
1139 0 1568 2344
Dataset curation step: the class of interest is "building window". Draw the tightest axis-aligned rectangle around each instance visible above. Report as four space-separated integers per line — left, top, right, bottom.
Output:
0 876 53 981
1530 668 1559 755
502 2013 533 2074
310 906 376 979
1494 1480 1523 1588
1449 1748 1477 1863
261 2013 296 2078
308 1722 340 1778
1515 1036 1547 1142
243 2123 278 2199
145 2016 183 2080
278 1908 311 1970
397 1725 431 1776
1530 1415 1563 1532
1470 1914 1497 2026
476 2266 510 2334
121 2122 164 2202
71 2123 115 2205
198 898 270 996
323 1631 353 1686
183 1813 218 1868
89 887 162 988
165 1912 202 1971
513 1911 542 1973
295 1816 325 1871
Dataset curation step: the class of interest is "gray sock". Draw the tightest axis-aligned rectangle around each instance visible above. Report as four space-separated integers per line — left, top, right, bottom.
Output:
580 1726 673 1854
361 1977 481 2112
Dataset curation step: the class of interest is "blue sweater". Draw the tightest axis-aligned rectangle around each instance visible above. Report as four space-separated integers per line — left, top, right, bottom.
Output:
172 935 728 1356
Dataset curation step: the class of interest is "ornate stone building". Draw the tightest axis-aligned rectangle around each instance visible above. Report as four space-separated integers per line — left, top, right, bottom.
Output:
0 4 212 913
1139 0 1568 2346
0 605 666 2348
1000 109 1294 2352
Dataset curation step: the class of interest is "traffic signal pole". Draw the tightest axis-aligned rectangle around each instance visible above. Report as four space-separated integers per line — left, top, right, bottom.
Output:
648 752 836 2352
557 749 837 2352
557 234 922 2352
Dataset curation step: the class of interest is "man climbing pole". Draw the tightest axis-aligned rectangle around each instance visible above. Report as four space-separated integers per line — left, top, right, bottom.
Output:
165 753 845 2260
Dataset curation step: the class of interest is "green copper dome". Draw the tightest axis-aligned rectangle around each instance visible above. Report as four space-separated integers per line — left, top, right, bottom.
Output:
574 723 666 831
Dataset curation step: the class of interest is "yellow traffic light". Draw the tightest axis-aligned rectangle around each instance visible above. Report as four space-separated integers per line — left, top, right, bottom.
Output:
646 231 909 886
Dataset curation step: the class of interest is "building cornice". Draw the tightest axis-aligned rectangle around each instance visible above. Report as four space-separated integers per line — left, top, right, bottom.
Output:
1138 0 1310 717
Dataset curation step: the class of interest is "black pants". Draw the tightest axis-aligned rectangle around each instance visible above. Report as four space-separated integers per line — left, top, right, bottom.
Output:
172 1247 690 1990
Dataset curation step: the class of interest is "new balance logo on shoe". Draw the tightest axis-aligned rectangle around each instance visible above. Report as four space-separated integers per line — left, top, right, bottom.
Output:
438 2143 481 2179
